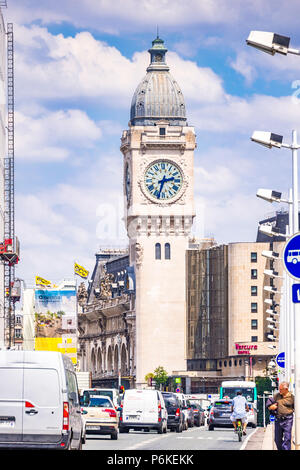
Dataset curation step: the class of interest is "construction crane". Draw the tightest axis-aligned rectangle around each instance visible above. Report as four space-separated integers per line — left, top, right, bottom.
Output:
0 22 20 348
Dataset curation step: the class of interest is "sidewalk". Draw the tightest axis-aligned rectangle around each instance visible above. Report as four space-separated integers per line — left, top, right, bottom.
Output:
243 424 274 450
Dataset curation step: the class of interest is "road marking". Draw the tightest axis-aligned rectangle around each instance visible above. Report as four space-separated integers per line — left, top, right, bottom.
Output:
240 428 257 450
126 433 169 450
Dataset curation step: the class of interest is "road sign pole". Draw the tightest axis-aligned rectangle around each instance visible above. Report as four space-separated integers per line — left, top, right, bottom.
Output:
288 189 293 386
292 129 300 450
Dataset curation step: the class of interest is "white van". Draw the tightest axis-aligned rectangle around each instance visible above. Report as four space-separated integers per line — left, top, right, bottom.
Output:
0 350 83 450
80 388 121 409
119 389 168 433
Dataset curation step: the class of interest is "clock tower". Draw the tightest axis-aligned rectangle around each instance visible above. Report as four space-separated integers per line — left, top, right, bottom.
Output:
121 37 196 387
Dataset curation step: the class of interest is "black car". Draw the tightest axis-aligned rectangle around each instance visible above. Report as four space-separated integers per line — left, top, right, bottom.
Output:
190 403 205 427
208 399 233 430
162 392 184 433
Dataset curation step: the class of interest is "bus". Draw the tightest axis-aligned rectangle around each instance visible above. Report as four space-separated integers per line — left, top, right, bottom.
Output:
220 380 257 408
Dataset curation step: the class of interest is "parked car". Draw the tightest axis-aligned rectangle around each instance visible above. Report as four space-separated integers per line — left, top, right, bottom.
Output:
82 395 118 440
119 389 168 434
161 392 184 433
0 350 83 450
80 388 121 409
246 403 257 428
208 399 233 430
190 402 205 426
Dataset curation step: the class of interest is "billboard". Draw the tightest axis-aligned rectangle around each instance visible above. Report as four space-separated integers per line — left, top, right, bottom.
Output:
34 288 77 364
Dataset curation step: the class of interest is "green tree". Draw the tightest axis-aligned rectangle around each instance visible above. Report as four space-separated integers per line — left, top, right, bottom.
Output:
144 372 155 386
153 366 169 390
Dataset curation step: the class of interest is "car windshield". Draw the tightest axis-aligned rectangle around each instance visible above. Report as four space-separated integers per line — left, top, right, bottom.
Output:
213 401 232 410
87 397 112 408
190 404 199 409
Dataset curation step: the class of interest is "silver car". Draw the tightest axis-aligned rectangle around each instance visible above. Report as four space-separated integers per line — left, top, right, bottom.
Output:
208 399 233 430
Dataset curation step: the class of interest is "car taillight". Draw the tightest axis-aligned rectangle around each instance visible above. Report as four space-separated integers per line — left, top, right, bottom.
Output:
63 402 69 431
158 401 162 421
175 408 180 417
104 409 117 418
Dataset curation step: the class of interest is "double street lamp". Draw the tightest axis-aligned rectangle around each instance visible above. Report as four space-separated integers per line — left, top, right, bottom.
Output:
247 30 300 450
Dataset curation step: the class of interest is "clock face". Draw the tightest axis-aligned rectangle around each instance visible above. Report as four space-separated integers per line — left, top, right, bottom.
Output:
144 160 183 201
154 54 162 62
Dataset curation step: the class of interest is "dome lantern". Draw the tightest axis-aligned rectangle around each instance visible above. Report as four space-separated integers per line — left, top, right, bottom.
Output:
130 37 187 127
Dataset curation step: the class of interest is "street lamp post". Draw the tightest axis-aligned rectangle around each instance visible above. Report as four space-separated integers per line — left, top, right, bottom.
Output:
252 129 300 447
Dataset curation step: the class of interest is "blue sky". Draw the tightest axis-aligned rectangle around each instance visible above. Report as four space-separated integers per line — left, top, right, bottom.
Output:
3 0 300 284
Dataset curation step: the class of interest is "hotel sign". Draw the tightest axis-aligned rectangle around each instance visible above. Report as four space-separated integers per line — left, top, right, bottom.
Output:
235 343 258 355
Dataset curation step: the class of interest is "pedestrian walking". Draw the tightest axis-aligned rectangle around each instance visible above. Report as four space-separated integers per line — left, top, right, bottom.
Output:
266 381 294 451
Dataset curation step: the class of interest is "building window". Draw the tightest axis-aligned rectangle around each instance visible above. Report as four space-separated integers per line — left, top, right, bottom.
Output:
251 269 257 279
155 243 161 260
15 329 22 339
234 360 237 366
251 336 258 342
251 319 258 330
251 252 257 263
159 127 166 136
165 243 171 260
251 302 258 313
251 286 258 296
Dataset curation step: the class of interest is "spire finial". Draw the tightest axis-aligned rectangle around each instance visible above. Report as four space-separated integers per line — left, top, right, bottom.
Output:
157 25 159 39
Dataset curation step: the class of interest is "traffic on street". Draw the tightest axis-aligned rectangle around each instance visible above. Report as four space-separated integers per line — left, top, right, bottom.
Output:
82 423 255 451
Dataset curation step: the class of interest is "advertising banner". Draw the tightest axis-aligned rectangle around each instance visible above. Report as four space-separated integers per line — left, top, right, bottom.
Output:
34 288 77 364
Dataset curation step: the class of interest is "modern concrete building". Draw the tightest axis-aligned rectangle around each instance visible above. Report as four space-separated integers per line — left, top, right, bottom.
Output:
183 241 284 392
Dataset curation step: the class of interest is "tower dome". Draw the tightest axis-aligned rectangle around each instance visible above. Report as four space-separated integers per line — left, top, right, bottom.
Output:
130 37 187 126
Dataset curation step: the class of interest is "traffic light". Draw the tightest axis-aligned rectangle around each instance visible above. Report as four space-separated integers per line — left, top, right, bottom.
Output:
119 385 125 394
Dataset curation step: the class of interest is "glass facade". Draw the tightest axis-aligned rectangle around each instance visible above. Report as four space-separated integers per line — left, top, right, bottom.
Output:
186 245 228 364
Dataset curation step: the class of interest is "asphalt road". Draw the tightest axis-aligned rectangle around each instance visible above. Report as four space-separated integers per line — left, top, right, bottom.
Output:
83 424 256 451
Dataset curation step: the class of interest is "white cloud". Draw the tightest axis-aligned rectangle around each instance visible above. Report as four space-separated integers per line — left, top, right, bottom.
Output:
8 0 239 33
13 25 226 109
229 52 257 85
190 94 300 135
15 108 102 161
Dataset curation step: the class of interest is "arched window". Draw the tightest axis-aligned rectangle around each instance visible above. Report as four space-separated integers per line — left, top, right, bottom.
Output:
165 243 171 260
155 243 161 260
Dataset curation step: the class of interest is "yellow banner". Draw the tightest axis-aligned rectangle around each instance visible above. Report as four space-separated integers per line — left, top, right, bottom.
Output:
35 276 52 287
74 262 89 279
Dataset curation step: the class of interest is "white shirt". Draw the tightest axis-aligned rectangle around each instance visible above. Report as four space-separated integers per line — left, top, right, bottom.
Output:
231 395 247 418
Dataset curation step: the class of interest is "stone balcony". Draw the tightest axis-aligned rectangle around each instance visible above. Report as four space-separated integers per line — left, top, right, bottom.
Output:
83 293 131 320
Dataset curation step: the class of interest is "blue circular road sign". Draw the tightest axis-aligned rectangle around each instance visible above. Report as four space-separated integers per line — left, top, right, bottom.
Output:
276 352 285 369
283 232 300 280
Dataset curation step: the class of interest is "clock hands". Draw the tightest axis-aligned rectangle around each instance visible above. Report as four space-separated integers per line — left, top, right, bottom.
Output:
157 176 174 199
